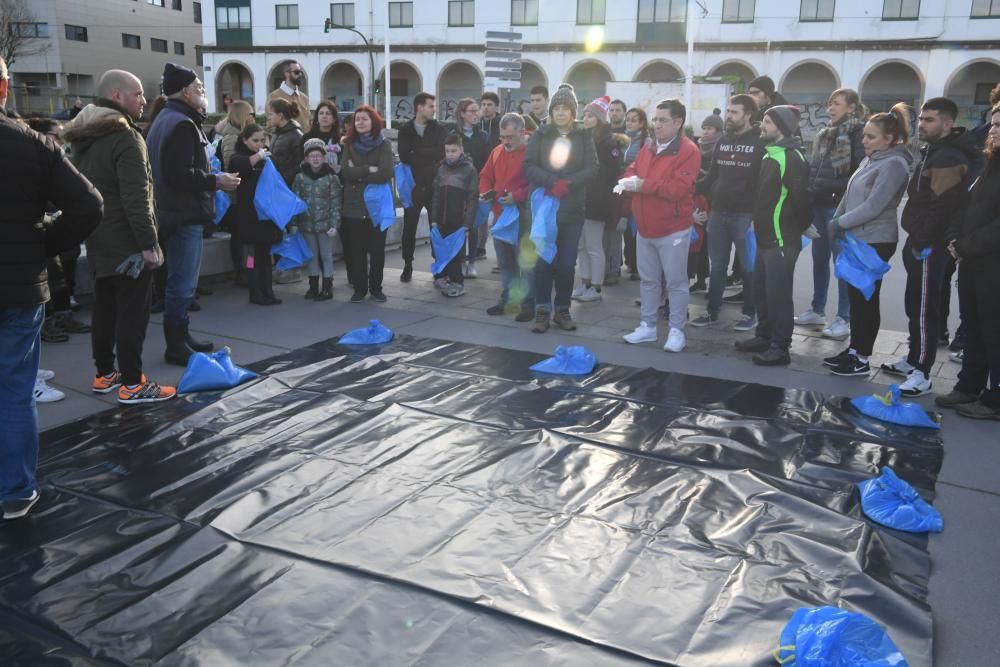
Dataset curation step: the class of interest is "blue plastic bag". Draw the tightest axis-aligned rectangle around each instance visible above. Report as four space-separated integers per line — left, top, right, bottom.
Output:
339 320 394 345
690 226 699 244
529 345 598 375
271 232 314 271
430 226 467 275
254 159 307 230
364 182 397 232
857 467 943 533
474 200 492 229
836 232 892 300
491 204 520 246
801 233 812 249
746 228 757 268
212 190 231 225
913 246 932 260
851 384 939 430
775 606 908 667
394 163 415 208
210 153 222 173
530 188 560 264
178 347 257 394
628 215 637 235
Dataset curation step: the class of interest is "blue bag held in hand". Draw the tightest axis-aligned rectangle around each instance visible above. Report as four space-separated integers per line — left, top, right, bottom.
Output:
491 204 519 246
530 345 598 376
340 320 394 345
178 347 258 394
628 215 637 235
474 200 492 229
530 188 560 264
836 232 892 300
430 226 467 275
775 606 908 667
271 232 314 271
394 163 415 208
254 159 307 230
851 384 940 429
213 190 231 225
745 228 757 268
364 182 397 232
857 467 943 533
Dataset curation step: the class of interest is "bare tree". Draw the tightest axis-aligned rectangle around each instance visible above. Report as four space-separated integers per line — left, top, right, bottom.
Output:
0 0 48 68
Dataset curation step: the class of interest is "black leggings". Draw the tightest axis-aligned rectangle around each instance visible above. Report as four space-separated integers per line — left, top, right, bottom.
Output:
847 242 896 357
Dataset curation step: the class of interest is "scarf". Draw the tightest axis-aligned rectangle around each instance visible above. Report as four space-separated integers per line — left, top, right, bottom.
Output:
352 131 384 155
814 110 868 177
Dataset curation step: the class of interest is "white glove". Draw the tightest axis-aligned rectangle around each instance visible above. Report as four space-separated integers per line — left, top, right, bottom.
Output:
257 148 271 160
616 217 629 233
615 175 642 194
692 209 708 225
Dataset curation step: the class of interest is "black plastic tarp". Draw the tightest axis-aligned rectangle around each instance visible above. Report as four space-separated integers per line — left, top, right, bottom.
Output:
1 336 943 666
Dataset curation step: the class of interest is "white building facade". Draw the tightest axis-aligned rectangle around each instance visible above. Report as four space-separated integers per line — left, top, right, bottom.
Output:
201 0 1000 131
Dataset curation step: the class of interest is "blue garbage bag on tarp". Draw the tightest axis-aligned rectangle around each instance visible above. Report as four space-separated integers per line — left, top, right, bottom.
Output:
775 606 908 667
271 232 313 271
857 467 943 533
746 228 757 268
529 345 598 375
364 182 397 231
474 199 492 229
212 190 231 225
430 226 467 275
530 188 560 264
339 319 394 345
178 347 257 394
491 204 520 246
851 384 940 430
254 159 307 230
836 232 892 300
394 163 415 208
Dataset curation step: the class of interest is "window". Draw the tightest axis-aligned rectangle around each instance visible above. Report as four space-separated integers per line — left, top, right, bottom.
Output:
11 22 49 38
65 24 88 42
972 0 1000 17
147 0 165 6
330 3 355 27
800 0 835 21
449 0 474 26
151 37 168 52
638 0 686 23
577 0 605 24
722 0 754 22
217 5 252 29
389 2 413 27
193 2 202 23
276 4 299 28
174 41 185 55
196 50 204 66
122 33 141 49
882 0 919 19
172 0 182 9
511 0 538 25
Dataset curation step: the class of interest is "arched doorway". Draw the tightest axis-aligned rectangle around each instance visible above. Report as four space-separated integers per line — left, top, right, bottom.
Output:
945 60 1000 128
215 61 254 110
708 61 757 92
378 61 423 122
634 60 683 83
565 61 613 113
860 61 923 113
267 59 308 96
437 61 484 121
506 61 547 115
780 61 839 141
322 62 364 115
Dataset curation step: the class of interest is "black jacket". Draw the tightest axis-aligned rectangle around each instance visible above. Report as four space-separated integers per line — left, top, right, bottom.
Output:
340 138 395 219
953 154 1000 269
697 125 764 214
229 141 283 246
752 137 813 249
457 125 491 172
398 118 449 199
270 120 303 186
901 128 980 249
0 109 103 307
524 123 598 224
477 114 501 150
584 130 626 224
431 155 479 229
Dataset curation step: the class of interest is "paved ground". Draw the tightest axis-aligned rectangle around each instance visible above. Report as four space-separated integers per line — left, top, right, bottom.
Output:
34 238 997 667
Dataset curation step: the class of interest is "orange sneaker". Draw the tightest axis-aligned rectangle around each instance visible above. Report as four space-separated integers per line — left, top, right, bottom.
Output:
92 370 122 394
117 375 177 405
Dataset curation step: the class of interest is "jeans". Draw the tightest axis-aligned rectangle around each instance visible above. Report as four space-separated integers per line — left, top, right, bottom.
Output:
637 228 691 330
303 231 335 278
707 211 754 318
810 205 850 321
92 272 153 386
533 220 584 310
494 235 535 308
164 224 204 324
753 244 800 351
0 305 43 502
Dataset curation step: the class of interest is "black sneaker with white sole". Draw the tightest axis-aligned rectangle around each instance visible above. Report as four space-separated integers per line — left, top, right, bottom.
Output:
823 348 853 368
830 356 871 377
2 490 40 520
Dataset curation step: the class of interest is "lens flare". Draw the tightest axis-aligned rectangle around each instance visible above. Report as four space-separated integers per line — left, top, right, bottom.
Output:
549 136 571 170
584 26 604 53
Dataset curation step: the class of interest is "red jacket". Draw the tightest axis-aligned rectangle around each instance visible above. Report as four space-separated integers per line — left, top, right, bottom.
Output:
624 135 700 239
479 142 530 217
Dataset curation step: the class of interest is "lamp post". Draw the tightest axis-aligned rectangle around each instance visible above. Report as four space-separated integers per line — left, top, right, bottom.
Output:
324 19 376 108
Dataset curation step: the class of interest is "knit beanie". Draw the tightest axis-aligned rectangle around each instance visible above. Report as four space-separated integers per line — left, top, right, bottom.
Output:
764 105 802 138
584 96 611 124
747 75 776 98
549 83 579 118
701 108 723 132
161 62 197 96
303 138 327 157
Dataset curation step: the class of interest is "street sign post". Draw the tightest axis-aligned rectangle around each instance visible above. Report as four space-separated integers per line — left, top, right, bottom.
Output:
484 30 522 92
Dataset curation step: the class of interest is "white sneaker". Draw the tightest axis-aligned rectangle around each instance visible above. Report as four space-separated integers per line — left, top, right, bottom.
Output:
821 316 850 340
466 262 478 279
794 309 826 327
577 286 602 302
664 327 686 353
624 322 657 344
34 378 65 403
899 370 932 397
949 350 963 364
571 285 587 300
36 368 55 381
880 357 915 376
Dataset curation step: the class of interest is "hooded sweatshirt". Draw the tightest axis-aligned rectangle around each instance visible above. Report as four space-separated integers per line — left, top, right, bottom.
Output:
696 124 764 214
752 136 813 249
832 144 913 245
431 154 480 229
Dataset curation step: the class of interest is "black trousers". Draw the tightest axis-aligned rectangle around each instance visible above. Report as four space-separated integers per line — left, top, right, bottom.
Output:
753 244 800 351
245 243 275 301
402 189 432 264
91 271 153 386
344 217 387 293
847 242 896 357
439 222 466 285
955 261 1000 407
623 227 637 271
902 238 949 375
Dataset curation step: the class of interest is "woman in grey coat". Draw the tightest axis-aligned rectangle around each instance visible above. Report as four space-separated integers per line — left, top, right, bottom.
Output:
824 104 913 377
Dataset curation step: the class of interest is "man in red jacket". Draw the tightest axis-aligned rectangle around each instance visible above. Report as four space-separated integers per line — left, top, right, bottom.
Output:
621 99 701 352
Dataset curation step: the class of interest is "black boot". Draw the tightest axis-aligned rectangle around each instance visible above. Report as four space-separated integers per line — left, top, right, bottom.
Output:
261 258 283 305
400 262 413 282
304 276 319 300
164 320 195 366
185 322 214 353
316 277 333 301
249 265 273 305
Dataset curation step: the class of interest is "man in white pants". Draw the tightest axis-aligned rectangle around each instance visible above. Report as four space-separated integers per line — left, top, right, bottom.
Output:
621 99 701 352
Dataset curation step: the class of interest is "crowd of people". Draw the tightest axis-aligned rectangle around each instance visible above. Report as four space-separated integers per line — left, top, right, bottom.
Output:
1 54 998 520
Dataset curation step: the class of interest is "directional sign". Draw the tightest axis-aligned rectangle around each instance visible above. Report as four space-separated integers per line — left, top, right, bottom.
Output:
485 31 522 40
486 60 521 69
484 31 522 90
486 41 522 51
486 50 521 60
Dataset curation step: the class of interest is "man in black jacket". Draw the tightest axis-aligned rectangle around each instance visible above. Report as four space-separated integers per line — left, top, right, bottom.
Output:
478 92 501 150
397 92 448 281
0 56 104 520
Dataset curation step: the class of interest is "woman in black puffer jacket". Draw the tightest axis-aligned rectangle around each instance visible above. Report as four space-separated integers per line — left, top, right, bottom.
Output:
267 98 303 186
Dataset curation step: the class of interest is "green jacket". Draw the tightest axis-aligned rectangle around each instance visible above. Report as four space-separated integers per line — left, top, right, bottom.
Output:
292 163 342 233
752 137 813 249
63 101 158 278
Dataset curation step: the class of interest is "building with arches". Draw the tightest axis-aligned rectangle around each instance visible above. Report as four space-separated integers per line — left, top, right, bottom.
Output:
199 0 999 130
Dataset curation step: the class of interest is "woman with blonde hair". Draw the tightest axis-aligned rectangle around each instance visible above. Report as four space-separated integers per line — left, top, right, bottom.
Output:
216 100 255 169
